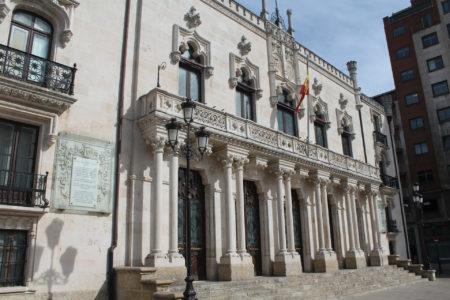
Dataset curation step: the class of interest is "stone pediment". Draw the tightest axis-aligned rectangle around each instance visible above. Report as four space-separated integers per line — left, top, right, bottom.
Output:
0 75 76 114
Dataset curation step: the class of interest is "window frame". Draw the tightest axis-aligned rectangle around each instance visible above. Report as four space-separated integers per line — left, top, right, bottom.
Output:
7 10 53 59
400 69 415 82
421 13 433 28
417 170 433 184
393 25 407 38
437 106 450 124
405 93 420 106
409 117 424 130
178 47 204 103
414 141 429 156
426 56 444 72
277 89 297 137
442 0 450 14
422 32 439 49
341 129 353 157
395 46 410 60
443 135 450 151
314 114 328 148
432 80 450 97
235 81 256 121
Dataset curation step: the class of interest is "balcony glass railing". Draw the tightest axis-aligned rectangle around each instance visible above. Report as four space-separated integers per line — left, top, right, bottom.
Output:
0 170 48 208
0 44 76 95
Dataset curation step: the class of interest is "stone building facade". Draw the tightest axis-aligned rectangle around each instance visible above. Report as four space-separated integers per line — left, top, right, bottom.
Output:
0 0 406 299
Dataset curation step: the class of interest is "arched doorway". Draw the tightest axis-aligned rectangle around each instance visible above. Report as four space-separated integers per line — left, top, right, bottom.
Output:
244 180 262 276
178 168 206 280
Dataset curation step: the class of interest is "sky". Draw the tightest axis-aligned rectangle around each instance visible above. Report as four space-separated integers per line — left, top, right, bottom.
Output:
237 0 411 96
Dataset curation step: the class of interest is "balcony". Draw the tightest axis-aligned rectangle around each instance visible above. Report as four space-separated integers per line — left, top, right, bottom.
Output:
0 170 49 208
382 174 400 189
373 131 388 146
138 88 381 182
0 44 77 115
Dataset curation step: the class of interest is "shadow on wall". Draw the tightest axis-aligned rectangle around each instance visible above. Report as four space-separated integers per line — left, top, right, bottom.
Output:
34 218 78 300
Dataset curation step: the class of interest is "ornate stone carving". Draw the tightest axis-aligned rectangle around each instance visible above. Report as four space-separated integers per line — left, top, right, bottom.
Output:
339 93 348 110
237 36 251 56
184 6 201 29
312 78 323 97
228 53 262 99
336 109 354 138
52 133 114 213
311 97 330 127
0 0 10 24
60 29 73 48
271 41 283 75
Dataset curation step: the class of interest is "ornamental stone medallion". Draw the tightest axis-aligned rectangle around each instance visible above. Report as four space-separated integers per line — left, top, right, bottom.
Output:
52 133 114 213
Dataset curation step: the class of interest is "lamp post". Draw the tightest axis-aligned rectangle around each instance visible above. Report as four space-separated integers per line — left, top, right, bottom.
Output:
165 97 210 300
412 183 429 269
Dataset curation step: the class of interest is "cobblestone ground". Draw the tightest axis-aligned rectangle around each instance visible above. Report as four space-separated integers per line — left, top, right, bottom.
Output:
347 278 450 300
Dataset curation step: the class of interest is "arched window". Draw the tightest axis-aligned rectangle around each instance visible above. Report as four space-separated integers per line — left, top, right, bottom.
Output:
341 124 353 157
235 68 255 121
314 109 328 148
277 89 296 136
179 44 203 102
8 11 53 59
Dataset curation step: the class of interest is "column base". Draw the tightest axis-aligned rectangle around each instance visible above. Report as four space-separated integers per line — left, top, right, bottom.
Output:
168 251 185 266
273 251 303 276
314 250 339 273
345 249 367 269
145 251 169 267
218 252 254 281
370 249 387 266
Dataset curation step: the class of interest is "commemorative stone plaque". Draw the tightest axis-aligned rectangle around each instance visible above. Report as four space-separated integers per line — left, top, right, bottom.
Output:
53 133 114 213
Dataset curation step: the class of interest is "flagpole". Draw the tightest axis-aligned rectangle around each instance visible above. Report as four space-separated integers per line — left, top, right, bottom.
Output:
306 54 310 145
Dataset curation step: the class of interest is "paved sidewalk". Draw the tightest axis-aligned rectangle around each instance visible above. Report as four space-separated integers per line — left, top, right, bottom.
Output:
347 278 450 300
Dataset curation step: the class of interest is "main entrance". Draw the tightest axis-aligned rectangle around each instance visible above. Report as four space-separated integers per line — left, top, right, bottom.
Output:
178 168 206 280
243 180 262 276
292 190 304 270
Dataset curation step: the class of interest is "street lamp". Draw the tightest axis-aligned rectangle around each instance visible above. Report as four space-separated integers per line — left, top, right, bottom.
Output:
412 183 429 269
165 97 210 300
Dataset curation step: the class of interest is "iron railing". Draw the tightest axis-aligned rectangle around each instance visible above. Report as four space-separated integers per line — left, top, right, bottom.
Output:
373 131 388 146
0 44 76 95
381 174 400 189
0 170 49 208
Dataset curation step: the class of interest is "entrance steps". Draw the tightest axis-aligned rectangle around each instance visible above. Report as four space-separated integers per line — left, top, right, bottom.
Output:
154 266 427 299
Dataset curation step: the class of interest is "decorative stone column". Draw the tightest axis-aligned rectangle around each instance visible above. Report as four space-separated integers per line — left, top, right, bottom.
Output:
218 156 254 281
343 181 366 269
313 176 338 273
273 163 302 276
369 189 385 266
146 139 168 266
168 147 184 265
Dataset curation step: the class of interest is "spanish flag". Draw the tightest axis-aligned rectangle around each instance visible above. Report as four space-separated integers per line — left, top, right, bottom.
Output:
295 74 309 113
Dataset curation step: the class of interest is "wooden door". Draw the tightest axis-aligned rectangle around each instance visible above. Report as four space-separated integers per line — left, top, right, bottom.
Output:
244 180 262 276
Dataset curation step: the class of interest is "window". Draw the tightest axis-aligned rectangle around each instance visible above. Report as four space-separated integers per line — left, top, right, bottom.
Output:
422 32 439 48
395 47 410 60
437 107 450 123
393 25 407 38
443 135 450 150
427 56 444 72
414 142 429 155
314 111 328 148
341 126 353 157
400 69 415 82
373 114 382 132
405 93 420 105
235 70 255 121
422 14 433 28
443 0 450 14
0 119 39 206
410 117 424 130
432 80 449 97
417 170 433 184
447 24 450 37
277 89 296 136
0 230 28 287
178 45 203 102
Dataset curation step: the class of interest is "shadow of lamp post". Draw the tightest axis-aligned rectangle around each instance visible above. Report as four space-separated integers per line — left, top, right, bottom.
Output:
165 97 210 300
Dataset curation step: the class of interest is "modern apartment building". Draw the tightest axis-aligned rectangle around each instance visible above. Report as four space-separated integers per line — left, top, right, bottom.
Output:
383 0 450 270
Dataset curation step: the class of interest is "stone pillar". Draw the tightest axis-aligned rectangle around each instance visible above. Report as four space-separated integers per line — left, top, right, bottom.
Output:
168 149 184 265
276 171 287 254
313 176 338 273
369 190 385 266
344 183 366 269
145 139 170 266
260 0 268 19
285 174 296 253
235 159 247 255
219 157 253 281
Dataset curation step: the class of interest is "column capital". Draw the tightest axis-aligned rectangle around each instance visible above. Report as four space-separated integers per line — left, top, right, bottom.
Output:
221 156 234 168
234 157 249 169
269 160 295 178
149 136 167 152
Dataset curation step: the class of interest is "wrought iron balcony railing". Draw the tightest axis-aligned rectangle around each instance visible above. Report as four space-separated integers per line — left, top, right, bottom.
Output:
387 220 400 233
0 170 49 208
0 44 76 95
373 131 388 146
382 174 400 189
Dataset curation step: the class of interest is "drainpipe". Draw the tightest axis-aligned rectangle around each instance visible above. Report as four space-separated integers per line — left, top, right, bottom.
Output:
347 61 368 163
108 0 131 299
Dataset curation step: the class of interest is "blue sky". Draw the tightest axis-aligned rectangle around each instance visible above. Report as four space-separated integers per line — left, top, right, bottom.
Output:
237 0 411 96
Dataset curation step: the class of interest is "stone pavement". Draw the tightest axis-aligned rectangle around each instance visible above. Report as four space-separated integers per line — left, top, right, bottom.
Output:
348 278 450 300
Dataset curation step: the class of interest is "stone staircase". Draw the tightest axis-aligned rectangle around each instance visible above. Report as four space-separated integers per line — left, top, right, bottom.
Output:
155 265 428 299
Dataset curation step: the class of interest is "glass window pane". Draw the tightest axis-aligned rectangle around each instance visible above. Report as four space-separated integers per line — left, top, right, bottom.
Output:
285 112 295 136
9 25 29 52
34 17 52 34
236 91 242 118
13 12 33 27
244 93 252 120
0 122 14 186
178 67 187 98
31 34 50 59
190 70 200 101
278 110 284 132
